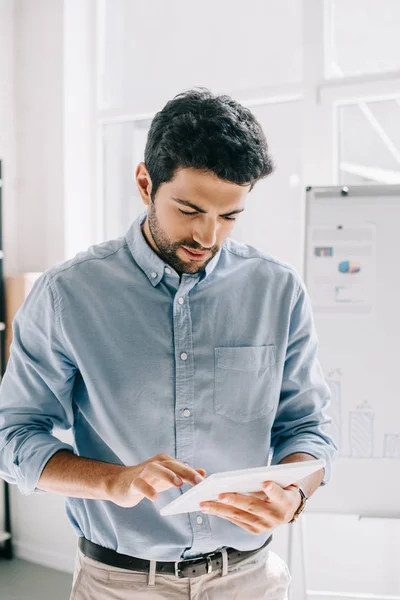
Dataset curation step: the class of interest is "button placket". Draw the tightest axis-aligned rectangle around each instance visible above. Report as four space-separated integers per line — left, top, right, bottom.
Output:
173 277 212 547
173 279 196 469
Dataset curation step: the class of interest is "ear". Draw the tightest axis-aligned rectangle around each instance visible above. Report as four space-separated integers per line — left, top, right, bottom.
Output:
136 162 153 207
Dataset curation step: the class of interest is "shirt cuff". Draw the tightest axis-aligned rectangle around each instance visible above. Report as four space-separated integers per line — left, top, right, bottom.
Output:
271 439 338 486
12 433 74 495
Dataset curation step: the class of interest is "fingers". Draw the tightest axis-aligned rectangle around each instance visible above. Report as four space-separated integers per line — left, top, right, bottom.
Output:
206 484 300 526
261 481 301 521
202 496 272 523
200 501 273 533
217 493 268 516
141 462 187 487
160 459 206 486
261 480 286 502
135 458 206 504
247 491 269 501
131 462 186 504
131 478 159 503
220 515 261 535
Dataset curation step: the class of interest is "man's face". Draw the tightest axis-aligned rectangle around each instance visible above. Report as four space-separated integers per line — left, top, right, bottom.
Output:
136 164 250 276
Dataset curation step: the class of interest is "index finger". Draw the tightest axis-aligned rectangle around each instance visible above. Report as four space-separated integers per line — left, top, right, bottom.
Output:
161 459 206 486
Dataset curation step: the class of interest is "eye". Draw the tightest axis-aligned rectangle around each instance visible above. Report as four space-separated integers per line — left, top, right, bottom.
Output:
179 209 197 216
179 209 236 222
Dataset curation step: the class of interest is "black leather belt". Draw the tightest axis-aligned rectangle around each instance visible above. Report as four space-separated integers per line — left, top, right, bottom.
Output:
78 534 273 579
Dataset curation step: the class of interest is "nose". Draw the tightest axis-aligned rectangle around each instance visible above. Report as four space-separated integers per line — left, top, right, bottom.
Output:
192 219 218 250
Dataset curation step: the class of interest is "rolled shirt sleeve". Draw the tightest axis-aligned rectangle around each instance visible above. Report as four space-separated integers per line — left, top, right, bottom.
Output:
0 273 76 495
271 279 339 484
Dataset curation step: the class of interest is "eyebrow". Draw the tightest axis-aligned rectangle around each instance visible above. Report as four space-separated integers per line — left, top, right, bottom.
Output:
172 197 245 217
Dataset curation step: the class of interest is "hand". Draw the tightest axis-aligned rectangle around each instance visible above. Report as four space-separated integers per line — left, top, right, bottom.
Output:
107 454 206 508
199 481 302 535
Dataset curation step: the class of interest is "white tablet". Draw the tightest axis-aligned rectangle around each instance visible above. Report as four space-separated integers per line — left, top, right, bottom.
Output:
160 459 325 516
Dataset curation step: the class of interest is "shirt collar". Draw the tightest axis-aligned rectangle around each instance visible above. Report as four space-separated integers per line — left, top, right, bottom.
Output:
124 210 222 287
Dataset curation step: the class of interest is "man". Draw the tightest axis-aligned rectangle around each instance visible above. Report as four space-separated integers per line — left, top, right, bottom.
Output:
0 88 337 599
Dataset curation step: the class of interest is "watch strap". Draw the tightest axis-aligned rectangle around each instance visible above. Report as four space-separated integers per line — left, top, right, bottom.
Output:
289 486 308 523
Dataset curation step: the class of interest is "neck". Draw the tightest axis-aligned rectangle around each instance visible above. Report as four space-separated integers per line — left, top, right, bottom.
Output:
141 215 159 256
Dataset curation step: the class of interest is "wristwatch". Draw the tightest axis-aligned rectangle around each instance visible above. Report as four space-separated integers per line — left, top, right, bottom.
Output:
289 486 308 523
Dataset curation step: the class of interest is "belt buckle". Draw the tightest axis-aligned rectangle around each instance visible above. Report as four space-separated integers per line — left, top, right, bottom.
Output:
174 561 182 578
175 553 214 579
206 555 213 574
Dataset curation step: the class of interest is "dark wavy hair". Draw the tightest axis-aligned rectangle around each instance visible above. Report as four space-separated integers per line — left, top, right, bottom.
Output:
144 88 275 201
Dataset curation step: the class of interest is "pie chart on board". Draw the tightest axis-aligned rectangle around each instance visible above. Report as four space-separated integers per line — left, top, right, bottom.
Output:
338 260 361 274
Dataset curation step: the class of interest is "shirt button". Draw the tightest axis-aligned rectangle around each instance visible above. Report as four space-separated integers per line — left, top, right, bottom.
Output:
196 516 203 525
165 267 172 274
181 352 188 361
183 409 191 417
178 297 184 305
151 272 157 279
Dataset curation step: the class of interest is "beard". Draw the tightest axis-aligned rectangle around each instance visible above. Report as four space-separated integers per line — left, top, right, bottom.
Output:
144 202 217 275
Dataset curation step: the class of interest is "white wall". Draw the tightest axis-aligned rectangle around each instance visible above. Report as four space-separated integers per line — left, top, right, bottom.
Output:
1 0 77 573
63 0 97 262
11 487 77 572
0 0 17 274
13 0 65 274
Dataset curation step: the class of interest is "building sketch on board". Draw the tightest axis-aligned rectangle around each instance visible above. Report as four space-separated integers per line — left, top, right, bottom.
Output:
349 407 374 458
326 378 342 453
383 434 400 458
325 372 400 459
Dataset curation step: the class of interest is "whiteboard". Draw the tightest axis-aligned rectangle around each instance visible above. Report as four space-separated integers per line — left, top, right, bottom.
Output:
303 185 400 517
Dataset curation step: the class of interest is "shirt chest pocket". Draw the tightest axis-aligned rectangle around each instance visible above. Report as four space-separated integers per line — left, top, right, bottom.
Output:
214 345 277 423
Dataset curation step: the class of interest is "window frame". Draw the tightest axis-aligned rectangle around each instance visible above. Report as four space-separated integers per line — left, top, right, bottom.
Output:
65 0 400 262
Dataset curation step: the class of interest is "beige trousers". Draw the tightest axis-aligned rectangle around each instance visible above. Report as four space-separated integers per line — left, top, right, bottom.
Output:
69 543 291 600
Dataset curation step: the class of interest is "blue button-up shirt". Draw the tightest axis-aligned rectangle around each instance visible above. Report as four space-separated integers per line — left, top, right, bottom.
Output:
0 210 337 561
